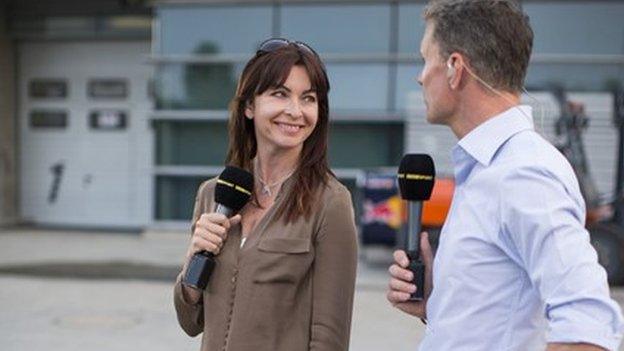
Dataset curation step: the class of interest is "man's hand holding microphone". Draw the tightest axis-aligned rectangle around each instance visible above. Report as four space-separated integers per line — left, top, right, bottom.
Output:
387 154 436 320
387 232 434 319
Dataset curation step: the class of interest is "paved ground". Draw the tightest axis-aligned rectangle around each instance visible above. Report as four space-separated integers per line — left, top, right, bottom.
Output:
0 228 622 351
0 229 422 351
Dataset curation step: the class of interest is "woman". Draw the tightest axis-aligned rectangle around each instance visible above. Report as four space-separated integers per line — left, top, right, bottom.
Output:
173 38 358 351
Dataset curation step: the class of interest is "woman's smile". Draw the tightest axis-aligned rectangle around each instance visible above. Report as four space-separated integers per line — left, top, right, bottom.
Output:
274 121 305 135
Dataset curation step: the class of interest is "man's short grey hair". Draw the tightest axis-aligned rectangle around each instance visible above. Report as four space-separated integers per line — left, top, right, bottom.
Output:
424 0 534 93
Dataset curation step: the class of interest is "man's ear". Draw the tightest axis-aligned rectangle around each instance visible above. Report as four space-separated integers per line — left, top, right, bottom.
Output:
446 53 465 90
446 60 456 79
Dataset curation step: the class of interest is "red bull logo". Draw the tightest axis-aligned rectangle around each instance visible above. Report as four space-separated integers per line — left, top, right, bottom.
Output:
362 195 404 230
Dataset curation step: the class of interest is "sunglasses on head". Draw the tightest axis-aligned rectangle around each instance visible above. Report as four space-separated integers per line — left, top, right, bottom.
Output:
256 38 320 58
255 38 329 85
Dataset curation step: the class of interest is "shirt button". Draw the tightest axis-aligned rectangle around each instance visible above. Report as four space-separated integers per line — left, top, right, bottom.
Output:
231 276 236 283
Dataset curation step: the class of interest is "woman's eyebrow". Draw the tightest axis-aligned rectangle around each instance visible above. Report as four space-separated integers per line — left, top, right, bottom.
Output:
276 84 316 95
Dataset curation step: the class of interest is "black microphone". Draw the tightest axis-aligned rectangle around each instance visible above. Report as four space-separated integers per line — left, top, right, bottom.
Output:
397 154 435 301
183 166 253 290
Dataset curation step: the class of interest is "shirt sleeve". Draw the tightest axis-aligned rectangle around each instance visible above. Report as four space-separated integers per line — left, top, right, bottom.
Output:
309 187 359 351
500 166 624 350
173 180 209 337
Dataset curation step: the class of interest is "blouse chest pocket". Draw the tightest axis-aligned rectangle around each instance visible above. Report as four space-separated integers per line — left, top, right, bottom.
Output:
253 237 313 285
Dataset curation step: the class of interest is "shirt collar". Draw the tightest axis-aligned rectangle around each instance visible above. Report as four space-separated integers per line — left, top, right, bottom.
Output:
457 105 534 166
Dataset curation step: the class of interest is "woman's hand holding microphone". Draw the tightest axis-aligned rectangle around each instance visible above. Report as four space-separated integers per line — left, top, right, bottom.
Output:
186 213 242 259
182 212 242 303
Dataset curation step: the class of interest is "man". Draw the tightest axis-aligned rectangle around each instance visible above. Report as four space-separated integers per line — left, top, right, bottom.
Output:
387 1 624 350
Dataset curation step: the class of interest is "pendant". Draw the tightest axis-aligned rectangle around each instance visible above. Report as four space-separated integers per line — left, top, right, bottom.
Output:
262 185 272 196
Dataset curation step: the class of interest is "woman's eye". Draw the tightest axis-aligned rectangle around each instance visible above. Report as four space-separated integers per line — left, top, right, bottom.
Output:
304 95 317 103
272 90 286 97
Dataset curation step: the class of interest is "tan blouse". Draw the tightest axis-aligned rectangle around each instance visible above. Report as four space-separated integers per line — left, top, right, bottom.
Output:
174 175 358 351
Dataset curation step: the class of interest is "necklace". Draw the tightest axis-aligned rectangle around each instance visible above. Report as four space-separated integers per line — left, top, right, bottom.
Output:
254 159 296 197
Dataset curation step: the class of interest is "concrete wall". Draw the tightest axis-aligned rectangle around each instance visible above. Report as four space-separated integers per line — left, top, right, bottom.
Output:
0 4 17 226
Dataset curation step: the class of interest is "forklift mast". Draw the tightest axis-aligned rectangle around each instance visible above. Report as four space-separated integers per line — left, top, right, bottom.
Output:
613 88 624 226
553 87 601 209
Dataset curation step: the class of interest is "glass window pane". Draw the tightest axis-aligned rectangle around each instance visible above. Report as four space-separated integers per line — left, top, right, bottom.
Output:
30 110 68 129
155 121 229 166
327 64 389 112
29 79 68 99
155 63 243 110
156 176 210 220
526 63 624 91
395 64 422 112
398 4 426 53
280 4 391 54
158 6 273 55
524 2 624 55
88 79 128 99
89 110 128 130
329 122 404 168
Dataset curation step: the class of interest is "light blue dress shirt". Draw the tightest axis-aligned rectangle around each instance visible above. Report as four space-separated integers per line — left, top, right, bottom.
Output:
419 106 624 351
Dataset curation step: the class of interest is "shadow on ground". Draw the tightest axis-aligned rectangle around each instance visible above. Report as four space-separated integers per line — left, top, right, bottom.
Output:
0 261 180 281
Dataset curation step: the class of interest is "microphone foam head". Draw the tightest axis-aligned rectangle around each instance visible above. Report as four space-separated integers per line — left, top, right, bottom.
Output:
398 154 436 201
214 166 254 213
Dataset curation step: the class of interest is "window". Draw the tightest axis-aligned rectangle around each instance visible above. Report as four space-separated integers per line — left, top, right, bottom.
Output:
327 64 390 112
154 63 243 110
29 79 67 99
280 4 391 54
29 110 68 129
395 64 423 111
156 176 207 220
157 5 273 55
89 110 128 130
524 2 624 55
398 3 426 54
88 79 128 99
155 121 229 166
329 122 404 168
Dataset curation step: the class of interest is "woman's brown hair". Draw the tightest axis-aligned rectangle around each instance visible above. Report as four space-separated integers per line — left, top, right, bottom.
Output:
225 43 333 223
